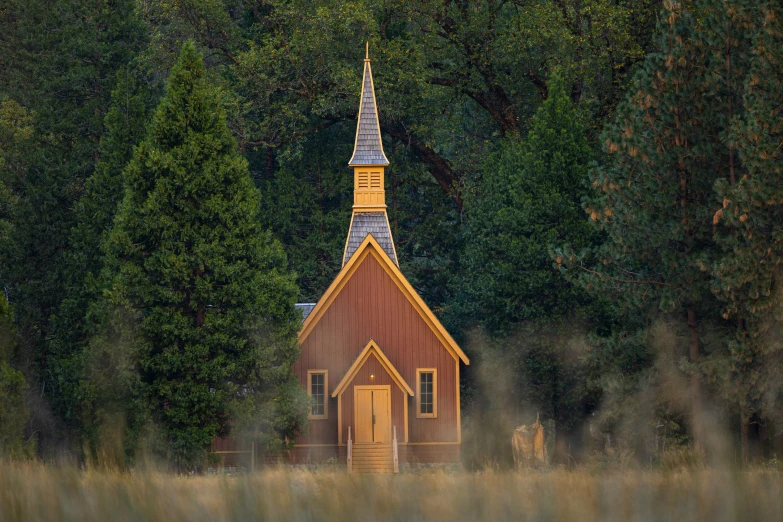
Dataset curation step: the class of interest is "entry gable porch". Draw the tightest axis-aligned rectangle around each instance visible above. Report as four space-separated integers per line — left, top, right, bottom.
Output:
333 339 412 444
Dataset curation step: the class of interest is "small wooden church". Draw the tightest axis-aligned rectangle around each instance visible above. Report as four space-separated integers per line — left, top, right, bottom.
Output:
214 51 469 472
287 51 469 472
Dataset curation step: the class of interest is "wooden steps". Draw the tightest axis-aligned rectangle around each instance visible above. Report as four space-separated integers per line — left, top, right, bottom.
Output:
351 442 394 474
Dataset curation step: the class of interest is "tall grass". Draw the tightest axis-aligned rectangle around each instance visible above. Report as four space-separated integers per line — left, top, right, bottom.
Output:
1 462 782 521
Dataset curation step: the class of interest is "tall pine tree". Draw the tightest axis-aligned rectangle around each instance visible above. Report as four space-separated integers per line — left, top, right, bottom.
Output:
453 74 602 461
712 1 783 462
571 0 755 451
453 73 595 336
106 42 304 468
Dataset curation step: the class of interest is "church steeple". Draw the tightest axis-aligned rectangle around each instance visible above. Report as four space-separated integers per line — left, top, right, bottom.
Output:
348 44 389 168
343 47 397 267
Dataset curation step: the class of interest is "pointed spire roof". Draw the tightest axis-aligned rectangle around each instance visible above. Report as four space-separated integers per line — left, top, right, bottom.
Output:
348 47 389 166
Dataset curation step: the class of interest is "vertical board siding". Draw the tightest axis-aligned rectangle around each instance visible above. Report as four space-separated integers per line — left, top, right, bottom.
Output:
212 436 249 453
406 444 461 463
294 253 459 448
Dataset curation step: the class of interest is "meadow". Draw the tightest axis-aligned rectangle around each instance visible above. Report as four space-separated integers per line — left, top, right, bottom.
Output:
2 462 782 522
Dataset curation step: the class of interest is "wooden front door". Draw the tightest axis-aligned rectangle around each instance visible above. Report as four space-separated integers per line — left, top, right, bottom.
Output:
354 386 391 443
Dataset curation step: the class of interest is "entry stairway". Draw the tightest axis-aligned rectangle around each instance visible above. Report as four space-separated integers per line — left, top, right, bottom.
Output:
347 426 400 474
351 443 394 474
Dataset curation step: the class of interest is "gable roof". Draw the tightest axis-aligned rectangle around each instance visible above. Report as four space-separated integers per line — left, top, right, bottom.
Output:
331 339 414 397
348 59 389 166
343 212 397 266
299 234 470 365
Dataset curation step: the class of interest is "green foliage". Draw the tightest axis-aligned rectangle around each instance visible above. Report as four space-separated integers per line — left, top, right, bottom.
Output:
452 74 603 454
710 1 783 424
0 99 34 249
454 74 596 335
575 4 723 313
137 0 661 303
44 65 160 458
0 99 35 458
106 42 305 468
0 294 33 459
567 0 776 449
0 0 148 457
254 126 353 302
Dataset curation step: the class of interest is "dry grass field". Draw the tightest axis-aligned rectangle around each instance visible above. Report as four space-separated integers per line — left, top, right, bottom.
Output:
1 462 782 522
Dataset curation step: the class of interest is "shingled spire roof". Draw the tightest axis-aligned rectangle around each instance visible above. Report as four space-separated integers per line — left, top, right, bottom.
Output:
348 49 389 166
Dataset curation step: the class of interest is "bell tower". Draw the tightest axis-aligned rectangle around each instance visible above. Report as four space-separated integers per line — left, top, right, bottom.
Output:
343 46 398 267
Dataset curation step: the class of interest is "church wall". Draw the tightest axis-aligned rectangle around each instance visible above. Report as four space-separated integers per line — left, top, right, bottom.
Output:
293 252 459 448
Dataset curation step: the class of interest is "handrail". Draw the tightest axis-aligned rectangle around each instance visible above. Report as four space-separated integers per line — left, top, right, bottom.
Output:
393 426 399 474
347 427 353 473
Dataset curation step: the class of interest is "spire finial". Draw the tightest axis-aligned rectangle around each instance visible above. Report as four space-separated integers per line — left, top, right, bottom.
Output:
365 41 369 60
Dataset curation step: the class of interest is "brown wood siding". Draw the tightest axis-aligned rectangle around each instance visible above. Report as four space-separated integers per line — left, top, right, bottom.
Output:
294 253 458 446
279 445 339 465
212 436 249 453
405 444 461 463
214 453 250 468
339 353 406 443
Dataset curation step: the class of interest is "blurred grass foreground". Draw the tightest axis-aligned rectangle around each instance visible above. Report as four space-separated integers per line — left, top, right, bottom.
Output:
2 463 783 522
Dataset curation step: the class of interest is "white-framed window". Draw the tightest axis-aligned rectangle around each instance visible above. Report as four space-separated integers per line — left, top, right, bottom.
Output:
307 370 328 420
416 368 437 418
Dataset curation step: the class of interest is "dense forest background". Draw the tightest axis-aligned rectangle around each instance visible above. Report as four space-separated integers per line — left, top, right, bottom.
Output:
2 0 783 470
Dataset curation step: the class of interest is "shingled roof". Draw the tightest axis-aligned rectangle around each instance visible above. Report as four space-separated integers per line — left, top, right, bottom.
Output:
348 59 389 166
343 212 397 266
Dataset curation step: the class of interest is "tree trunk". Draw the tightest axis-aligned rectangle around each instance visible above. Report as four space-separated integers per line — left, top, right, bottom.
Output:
740 409 749 466
759 418 769 460
688 308 703 452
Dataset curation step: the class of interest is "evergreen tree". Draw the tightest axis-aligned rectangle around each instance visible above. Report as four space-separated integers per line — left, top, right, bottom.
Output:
0 99 34 257
46 67 159 456
454 74 595 336
106 42 304 468
712 1 783 462
568 0 755 449
0 0 147 455
453 74 602 460
0 101 34 458
0 294 32 459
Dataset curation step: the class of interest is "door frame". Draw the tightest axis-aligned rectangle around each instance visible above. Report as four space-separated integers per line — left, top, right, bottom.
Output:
353 385 392 443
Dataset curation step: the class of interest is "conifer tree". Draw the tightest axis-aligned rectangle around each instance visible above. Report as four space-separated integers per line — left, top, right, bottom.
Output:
0 101 34 458
453 75 601 457
712 1 783 462
107 42 304 468
570 0 754 449
0 294 32 458
46 67 158 455
0 0 147 456
455 73 595 335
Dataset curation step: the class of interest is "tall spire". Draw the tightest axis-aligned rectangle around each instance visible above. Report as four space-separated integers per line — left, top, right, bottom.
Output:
348 46 389 166
343 48 397 267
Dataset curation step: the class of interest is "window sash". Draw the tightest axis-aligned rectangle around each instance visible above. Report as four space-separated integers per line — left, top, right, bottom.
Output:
311 374 324 415
416 369 437 418
307 370 328 419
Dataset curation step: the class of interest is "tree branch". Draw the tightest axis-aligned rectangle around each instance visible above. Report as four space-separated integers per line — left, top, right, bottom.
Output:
385 123 463 210
573 263 671 287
